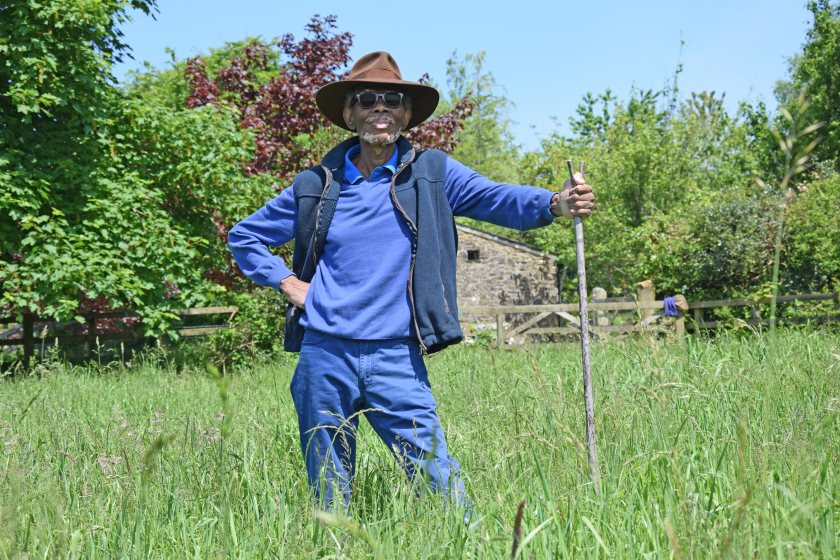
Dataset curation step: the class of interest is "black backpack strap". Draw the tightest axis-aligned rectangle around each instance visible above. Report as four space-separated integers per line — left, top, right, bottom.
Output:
298 166 340 281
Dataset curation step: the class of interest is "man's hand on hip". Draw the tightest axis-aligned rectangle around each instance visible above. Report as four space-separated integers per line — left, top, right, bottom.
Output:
280 276 309 309
551 172 596 219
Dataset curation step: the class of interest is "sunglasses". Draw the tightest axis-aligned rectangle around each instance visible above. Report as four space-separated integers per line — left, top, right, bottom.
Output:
349 91 405 109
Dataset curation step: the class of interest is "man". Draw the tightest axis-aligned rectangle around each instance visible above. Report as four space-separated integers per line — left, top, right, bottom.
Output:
228 52 594 511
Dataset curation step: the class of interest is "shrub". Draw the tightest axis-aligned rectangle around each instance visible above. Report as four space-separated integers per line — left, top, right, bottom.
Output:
785 173 840 292
206 289 288 369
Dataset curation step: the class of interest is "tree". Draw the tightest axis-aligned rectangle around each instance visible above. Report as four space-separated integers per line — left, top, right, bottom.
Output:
783 0 840 170
442 51 521 184
184 17 473 182
0 2 279 334
518 84 769 299
0 1 211 334
785 174 840 292
184 16 353 179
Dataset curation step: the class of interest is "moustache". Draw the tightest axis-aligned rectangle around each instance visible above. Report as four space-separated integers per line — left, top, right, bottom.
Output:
365 115 395 124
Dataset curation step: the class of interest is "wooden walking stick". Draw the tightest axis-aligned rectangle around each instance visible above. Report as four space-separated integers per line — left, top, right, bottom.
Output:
566 160 601 495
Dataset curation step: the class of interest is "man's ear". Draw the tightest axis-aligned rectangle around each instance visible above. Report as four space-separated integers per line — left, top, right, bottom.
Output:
343 107 355 131
401 108 412 130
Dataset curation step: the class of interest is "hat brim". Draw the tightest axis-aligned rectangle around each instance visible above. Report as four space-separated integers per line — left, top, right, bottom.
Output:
316 78 440 132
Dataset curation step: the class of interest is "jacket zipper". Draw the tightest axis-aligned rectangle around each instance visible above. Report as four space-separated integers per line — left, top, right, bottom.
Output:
388 150 428 355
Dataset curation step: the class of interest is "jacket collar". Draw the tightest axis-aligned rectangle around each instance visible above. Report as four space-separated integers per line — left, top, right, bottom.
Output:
320 135 415 177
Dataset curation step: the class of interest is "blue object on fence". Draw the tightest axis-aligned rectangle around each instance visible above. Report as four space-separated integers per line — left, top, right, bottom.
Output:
664 296 678 317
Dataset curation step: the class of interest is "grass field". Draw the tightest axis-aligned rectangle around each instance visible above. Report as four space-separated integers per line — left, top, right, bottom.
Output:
1 329 838 559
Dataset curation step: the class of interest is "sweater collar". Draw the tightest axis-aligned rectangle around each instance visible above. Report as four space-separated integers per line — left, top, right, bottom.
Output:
343 144 399 184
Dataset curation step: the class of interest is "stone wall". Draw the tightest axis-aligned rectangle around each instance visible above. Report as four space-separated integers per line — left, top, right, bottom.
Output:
455 225 558 309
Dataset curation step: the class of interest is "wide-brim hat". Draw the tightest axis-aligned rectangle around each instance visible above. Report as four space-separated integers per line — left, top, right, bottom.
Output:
316 51 440 131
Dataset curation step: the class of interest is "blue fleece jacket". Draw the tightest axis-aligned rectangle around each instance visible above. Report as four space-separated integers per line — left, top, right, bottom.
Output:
228 140 556 344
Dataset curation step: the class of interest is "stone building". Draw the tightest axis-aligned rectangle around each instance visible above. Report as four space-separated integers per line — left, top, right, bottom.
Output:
455 224 559 309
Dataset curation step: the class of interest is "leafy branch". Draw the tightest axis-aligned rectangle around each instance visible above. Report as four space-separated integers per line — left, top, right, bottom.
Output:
756 93 822 332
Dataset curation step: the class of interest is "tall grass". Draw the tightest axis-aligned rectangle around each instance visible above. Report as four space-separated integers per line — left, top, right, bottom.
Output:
1 329 837 558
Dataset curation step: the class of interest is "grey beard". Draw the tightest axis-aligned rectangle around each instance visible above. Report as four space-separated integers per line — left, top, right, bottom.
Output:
358 115 402 146
360 129 402 146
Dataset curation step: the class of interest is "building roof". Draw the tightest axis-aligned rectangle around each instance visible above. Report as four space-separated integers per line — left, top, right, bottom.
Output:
456 224 558 259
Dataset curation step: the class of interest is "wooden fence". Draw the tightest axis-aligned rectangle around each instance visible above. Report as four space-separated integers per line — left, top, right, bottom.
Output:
0 307 237 370
3 289 838 367
460 289 840 347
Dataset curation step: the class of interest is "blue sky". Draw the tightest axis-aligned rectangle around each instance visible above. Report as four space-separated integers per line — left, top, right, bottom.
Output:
114 1 813 151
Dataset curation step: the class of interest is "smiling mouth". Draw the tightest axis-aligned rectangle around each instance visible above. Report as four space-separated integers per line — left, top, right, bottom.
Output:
366 115 395 130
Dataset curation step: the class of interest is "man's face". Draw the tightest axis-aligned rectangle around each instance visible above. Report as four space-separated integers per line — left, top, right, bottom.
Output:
343 89 412 147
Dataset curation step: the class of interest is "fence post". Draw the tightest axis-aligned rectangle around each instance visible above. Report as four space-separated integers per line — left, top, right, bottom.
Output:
23 314 34 371
674 294 688 337
693 308 703 330
496 313 505 348
674 314 685 337
636 280 655 321
592 287 609 327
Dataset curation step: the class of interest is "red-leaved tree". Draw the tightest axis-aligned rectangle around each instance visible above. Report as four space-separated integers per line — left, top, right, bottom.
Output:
185 15 472 182
404 74 473 152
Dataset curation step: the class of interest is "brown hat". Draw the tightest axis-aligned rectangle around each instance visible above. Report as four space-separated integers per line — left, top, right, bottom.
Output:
316 51 440 131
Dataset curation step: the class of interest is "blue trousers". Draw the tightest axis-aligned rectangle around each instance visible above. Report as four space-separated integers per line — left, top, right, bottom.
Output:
290 329 468 509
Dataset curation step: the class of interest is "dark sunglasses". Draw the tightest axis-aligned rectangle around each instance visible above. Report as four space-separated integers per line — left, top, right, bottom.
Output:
350 91 405 109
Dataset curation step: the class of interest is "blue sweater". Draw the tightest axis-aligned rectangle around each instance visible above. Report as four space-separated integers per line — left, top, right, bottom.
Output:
228 142 556 342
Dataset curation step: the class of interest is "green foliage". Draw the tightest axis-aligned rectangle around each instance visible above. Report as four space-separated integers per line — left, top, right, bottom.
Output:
663 196 776 295
510 14 839 302
786 174 840 291
117 99 278 270
0 0 281 336
0 0 156 119
518 86 768 298
442 51 521 184
1 168 216 333
783 0 840 169
205 289 288 369
756 94 823 331
124 39 282 110
123 51 193 110
0 0 214 334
